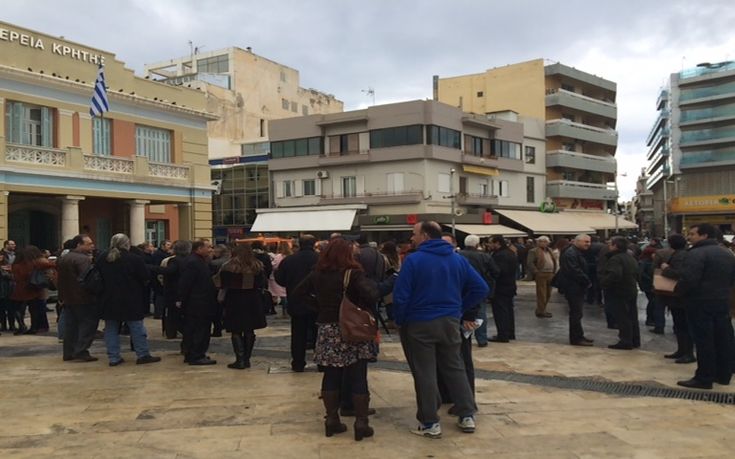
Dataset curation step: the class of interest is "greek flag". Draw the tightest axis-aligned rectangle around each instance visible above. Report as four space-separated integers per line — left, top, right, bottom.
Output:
89 65 109 117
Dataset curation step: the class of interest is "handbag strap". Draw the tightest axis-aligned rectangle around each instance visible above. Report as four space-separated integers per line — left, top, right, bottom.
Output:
342 269 352 294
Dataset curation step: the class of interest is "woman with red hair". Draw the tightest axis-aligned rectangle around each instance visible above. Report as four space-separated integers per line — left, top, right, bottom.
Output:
294 238 379 441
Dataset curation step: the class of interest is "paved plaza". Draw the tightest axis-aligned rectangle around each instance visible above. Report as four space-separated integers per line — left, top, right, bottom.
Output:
2 283 735 458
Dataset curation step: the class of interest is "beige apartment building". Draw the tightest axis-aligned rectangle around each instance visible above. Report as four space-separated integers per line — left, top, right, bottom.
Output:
0 21 215 250
436 59 624 215
252 100 556 239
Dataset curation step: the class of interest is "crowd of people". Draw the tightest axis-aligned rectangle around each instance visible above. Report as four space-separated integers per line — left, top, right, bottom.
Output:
1 220 735 439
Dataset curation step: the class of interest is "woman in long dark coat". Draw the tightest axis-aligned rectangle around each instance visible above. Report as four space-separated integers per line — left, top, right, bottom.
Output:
218 243 267 369
154 240 191 339
96 233 160 366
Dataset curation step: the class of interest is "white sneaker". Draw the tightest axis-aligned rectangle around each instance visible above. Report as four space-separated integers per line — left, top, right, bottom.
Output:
411 422 442 438
458 416 475 433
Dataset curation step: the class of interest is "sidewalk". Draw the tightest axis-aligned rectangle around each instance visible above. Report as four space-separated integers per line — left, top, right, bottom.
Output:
1 283 734 458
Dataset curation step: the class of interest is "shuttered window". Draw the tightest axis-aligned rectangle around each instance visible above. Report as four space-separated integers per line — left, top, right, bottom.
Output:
5 101 54 147
136 125 171 163
93 117 111 155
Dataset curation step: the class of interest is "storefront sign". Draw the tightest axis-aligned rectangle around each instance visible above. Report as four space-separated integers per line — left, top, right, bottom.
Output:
483 212 493 224
406 214 418 225
372 215 391 225
671 195 735 213
0 26 106 65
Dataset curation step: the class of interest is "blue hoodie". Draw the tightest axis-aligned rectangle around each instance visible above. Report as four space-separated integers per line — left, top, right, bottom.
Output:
392 239 489 326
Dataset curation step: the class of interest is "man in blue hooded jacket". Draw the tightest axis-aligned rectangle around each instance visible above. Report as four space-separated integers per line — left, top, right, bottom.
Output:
393 221 489 438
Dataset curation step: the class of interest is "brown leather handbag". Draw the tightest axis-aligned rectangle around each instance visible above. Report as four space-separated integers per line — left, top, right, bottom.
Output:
339 269 378 342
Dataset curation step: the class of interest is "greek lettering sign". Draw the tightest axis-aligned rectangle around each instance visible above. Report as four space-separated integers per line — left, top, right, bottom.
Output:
0 26 106 65
671 195 735 213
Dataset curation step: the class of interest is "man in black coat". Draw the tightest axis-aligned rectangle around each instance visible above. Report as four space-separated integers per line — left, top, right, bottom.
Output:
600 237 640 350
151 240 172 320
177 239 217 365
274 235 319 372
459 234 500 347
557 234 594 346
488 236 518 343
673 224 735 389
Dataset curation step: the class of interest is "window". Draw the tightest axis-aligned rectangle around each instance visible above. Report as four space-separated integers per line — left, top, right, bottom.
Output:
438 173 451 193
562 170 576 181
5 101 54 147
387 172 404 194
342 176 357 197
330 133 359 155
464 134 486 157
499 180 510 198
476 91 484 97
479 182 489 196
369 125 423 149
196 55 229 73
280 70 287 82
302 105 309 116
271 137 322 158
291 101 298 113
136 125 171 163
426 125 461 149
282 98 290 110
526 177 535 203
283 180 293 198
490 140 521 160
93 117 111 155
525 146 536 164
259 119 265 137
303 179 316 196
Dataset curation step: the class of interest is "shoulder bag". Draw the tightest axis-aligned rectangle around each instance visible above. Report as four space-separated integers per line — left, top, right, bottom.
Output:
339 269 378 342
653 252 677 296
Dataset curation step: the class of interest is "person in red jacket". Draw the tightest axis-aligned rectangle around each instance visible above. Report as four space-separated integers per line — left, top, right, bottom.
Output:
10 245 55 334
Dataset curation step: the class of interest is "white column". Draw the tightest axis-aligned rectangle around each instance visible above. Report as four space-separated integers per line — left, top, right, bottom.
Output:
61 195 85 242
128 200 150 245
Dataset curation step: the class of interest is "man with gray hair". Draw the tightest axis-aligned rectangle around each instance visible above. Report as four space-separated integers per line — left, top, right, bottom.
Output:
459 234 499 347
555 234 594 346
526 236 557 318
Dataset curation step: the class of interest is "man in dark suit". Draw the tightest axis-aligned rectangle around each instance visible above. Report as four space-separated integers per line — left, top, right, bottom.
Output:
557 234 594 346
274 235 319 372
177 239 217 365
488 236 518 343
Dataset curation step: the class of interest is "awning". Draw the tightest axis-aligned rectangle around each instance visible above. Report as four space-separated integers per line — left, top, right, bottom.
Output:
360 224 414 232
452 224 527 238
250 209 357 232
463 165 500 177
496 209 595 235
562 211 638 230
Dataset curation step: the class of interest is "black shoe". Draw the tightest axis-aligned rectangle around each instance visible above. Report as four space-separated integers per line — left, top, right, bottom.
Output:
716 378 731 385
676 378 712 390
109 358 125 367
581 337 594 344
665 351 683 359
189 357 217 366
74 355 99 362
675 355 696 364
477 342 488 348
649 328 664 335
571 340 594 347
291 365 305 373
136 355 162 365
488 336 510 343
608 342 633 350
63 356 74 361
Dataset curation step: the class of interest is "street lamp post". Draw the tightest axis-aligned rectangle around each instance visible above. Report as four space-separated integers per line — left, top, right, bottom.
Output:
663 180 669 236
450 168 456 239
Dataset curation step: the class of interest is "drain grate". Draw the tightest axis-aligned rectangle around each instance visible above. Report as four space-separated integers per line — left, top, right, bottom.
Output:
254 348 735 405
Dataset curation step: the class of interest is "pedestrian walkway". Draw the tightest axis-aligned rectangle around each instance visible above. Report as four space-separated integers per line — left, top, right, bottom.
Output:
1 283 735 458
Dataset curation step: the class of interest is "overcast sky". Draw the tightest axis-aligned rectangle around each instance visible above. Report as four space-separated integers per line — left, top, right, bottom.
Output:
4 0 735 199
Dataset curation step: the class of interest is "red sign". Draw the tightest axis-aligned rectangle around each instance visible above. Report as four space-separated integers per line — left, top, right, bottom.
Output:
406 214 417 225
483 212 493 224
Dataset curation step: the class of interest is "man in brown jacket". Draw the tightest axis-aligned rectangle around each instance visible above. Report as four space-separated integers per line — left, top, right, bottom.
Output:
526 236 557 318
57 234 98 362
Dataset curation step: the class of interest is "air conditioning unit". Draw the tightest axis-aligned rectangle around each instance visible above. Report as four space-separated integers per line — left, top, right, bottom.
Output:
316 170 329 179
211 180 223 195
454 208 466 217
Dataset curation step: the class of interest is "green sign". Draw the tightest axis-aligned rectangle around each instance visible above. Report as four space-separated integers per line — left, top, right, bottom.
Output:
372 215 391 225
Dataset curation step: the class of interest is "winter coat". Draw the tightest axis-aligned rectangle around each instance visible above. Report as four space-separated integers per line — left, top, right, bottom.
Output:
177 254 217 317
600 250 639 299
674 239 735 302
96 250 149 321
556 245 590 294
274 248 319 316
491 247 518 297
293 269 378 324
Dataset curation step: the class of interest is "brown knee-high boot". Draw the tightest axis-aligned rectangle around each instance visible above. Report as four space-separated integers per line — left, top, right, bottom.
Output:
352 393 374 441
321 391 347 437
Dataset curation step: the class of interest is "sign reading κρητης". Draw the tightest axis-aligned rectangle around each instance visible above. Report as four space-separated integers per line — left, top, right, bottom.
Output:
0 27 106 65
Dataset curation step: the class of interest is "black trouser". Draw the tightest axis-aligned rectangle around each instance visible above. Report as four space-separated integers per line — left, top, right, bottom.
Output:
565 288 586 343
290 313 316 370
28 299 49 331
62 303 99 359
153 290 165 319
212 302 223 334
164 302 183 339
586 270 602 304
671 307 694 356
183 314 212 362
438 329 474 403
607 294 640 347
491 294 515 340
400 316 476 424
0 298 9 330
687 300 734 384
323 360 369 395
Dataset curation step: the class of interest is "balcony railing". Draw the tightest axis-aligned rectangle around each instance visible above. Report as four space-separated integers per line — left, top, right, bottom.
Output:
319 191 423 205
545 88 617 119
546 180 618 201
456 193 499 206
3 143 189 181
545 119 618 147
546 150 616 174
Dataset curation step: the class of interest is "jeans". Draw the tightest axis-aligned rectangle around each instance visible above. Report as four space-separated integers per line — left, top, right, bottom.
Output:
474 301 489 345
104 319 150 363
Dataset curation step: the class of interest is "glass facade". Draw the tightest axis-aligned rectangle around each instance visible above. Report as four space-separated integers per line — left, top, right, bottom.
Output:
426 125 461 149
369 125 422 149
271 137 322 158
211 163 269 228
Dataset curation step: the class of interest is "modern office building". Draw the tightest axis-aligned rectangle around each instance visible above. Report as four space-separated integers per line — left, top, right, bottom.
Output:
645 61 735 236
436 59 621 213
0 21 215 249
252 99 628 239
145 47 343 241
